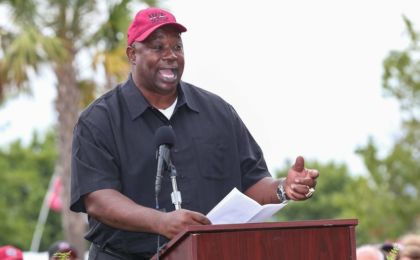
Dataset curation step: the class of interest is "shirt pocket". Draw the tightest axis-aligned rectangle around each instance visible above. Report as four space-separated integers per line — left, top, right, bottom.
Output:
193 138 230 180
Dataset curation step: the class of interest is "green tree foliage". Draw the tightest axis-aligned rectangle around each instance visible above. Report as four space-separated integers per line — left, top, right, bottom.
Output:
355 16 420 242
0 131 61 251
350 139 416 244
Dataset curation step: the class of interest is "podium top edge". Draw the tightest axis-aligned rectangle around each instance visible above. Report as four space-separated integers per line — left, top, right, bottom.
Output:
186 218 358 233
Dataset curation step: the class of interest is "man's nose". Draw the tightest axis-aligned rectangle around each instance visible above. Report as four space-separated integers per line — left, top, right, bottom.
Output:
162 47 178 61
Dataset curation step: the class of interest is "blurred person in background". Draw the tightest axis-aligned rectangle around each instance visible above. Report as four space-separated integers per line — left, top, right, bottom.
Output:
380 241 401 259
48 241 79 260
0 245 23 260
357 244 385 260
398 234 420 260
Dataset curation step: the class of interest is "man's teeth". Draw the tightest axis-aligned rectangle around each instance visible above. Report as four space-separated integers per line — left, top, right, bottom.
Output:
160 69 176 79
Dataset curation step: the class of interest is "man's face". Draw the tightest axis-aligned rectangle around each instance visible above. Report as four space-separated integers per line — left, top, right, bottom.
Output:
128 26 185 96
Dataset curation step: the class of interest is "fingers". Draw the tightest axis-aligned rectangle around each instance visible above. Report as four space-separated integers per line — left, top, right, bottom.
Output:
191 211 211 225
287 183 314 200
292 183 312 194
292 156 305 172
289 185 309 200
160 209 211 239
292 156 319 180
297 176 317 187
176 209 210 225
308 169 319 179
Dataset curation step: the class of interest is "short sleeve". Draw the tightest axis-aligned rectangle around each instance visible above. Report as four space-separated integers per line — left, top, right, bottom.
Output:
70 119 121 213
229 105 271 191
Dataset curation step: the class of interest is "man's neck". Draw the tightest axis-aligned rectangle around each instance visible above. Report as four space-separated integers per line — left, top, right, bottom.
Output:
139 87 178 109
131 74 179 109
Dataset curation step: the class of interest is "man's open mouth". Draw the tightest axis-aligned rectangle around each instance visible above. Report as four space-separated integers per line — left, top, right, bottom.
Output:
159 68 178 82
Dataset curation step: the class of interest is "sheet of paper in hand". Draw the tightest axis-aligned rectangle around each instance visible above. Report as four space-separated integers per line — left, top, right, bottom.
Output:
206 188 288 225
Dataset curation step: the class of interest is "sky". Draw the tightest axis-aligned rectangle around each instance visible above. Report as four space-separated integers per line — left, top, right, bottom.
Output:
1 0 419 175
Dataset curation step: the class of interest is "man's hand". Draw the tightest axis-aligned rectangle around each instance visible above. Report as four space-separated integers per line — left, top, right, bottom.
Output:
157 209 211 239
284 156 319 201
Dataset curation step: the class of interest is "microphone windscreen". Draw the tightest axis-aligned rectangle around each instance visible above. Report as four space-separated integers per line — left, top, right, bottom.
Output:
154 126 176 148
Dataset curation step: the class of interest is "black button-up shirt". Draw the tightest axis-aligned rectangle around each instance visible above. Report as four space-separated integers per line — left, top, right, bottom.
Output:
71 75 271 254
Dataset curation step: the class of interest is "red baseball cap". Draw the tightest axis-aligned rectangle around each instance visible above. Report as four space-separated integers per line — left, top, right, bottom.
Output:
0 245 23 260
127 7 187 46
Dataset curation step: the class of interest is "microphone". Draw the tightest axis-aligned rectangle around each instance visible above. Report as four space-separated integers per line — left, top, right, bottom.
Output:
154 126 176 198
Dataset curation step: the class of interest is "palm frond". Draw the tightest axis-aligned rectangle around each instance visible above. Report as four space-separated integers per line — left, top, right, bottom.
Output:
89 0 131 49
0 59 7 100
0 26 67 90
69 0 97 41
402 15 418 45
78 79 96 108
4 0 38 25
3 27 43 85
92 45 130 83
41 37 68 64
103 46 130 81
0 26 14 51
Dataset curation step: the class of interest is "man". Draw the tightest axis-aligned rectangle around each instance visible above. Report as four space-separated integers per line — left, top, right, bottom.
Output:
48 241 79 260
70 7 319 260
399 234 420 260
0 245 23 260
356 245 385 260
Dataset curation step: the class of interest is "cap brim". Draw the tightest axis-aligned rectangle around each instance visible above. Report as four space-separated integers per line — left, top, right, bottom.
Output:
135 22 187 42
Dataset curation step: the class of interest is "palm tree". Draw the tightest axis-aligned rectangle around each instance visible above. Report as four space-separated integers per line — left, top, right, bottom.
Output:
0 0 156 256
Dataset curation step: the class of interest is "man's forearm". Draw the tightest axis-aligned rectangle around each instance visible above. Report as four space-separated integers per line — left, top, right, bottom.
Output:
244 177 282 205
84 189 164 234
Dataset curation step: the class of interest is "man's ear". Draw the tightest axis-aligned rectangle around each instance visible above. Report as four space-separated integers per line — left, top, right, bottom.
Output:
126 47 136 65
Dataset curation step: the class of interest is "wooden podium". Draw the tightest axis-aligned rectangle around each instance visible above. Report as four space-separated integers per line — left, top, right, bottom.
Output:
153 219 358 260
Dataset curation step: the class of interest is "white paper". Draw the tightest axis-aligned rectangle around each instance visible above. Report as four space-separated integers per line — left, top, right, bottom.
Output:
207 188 288 225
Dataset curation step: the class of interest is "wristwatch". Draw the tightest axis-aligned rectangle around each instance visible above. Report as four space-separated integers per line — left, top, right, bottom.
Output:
276 178 289 203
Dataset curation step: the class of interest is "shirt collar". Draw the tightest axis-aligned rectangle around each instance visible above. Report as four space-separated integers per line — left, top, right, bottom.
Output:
178 81 200 113
121 75 199 121
121 75 149 120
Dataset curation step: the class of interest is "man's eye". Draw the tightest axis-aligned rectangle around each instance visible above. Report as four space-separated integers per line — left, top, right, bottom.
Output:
152 45 163 51
174 44 183 51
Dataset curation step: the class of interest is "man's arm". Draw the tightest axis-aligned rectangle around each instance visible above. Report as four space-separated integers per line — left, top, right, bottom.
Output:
84 189 211 239
244 177 280 204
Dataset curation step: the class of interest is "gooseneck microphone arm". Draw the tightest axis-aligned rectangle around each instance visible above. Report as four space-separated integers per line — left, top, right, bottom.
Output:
154 126 176 207
169 163 182 210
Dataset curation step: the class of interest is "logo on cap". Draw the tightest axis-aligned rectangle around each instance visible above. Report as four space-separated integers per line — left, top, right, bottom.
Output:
149 12 169 23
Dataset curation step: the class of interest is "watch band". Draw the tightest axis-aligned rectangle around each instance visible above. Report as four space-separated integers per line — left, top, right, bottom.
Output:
276 178 289 203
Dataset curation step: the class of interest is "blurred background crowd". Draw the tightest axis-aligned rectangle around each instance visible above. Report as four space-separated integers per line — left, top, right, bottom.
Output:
0 240 78 259
357 234 420 260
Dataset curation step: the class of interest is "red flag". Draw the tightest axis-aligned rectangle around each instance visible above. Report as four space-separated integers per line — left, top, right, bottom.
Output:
47 176 62 212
